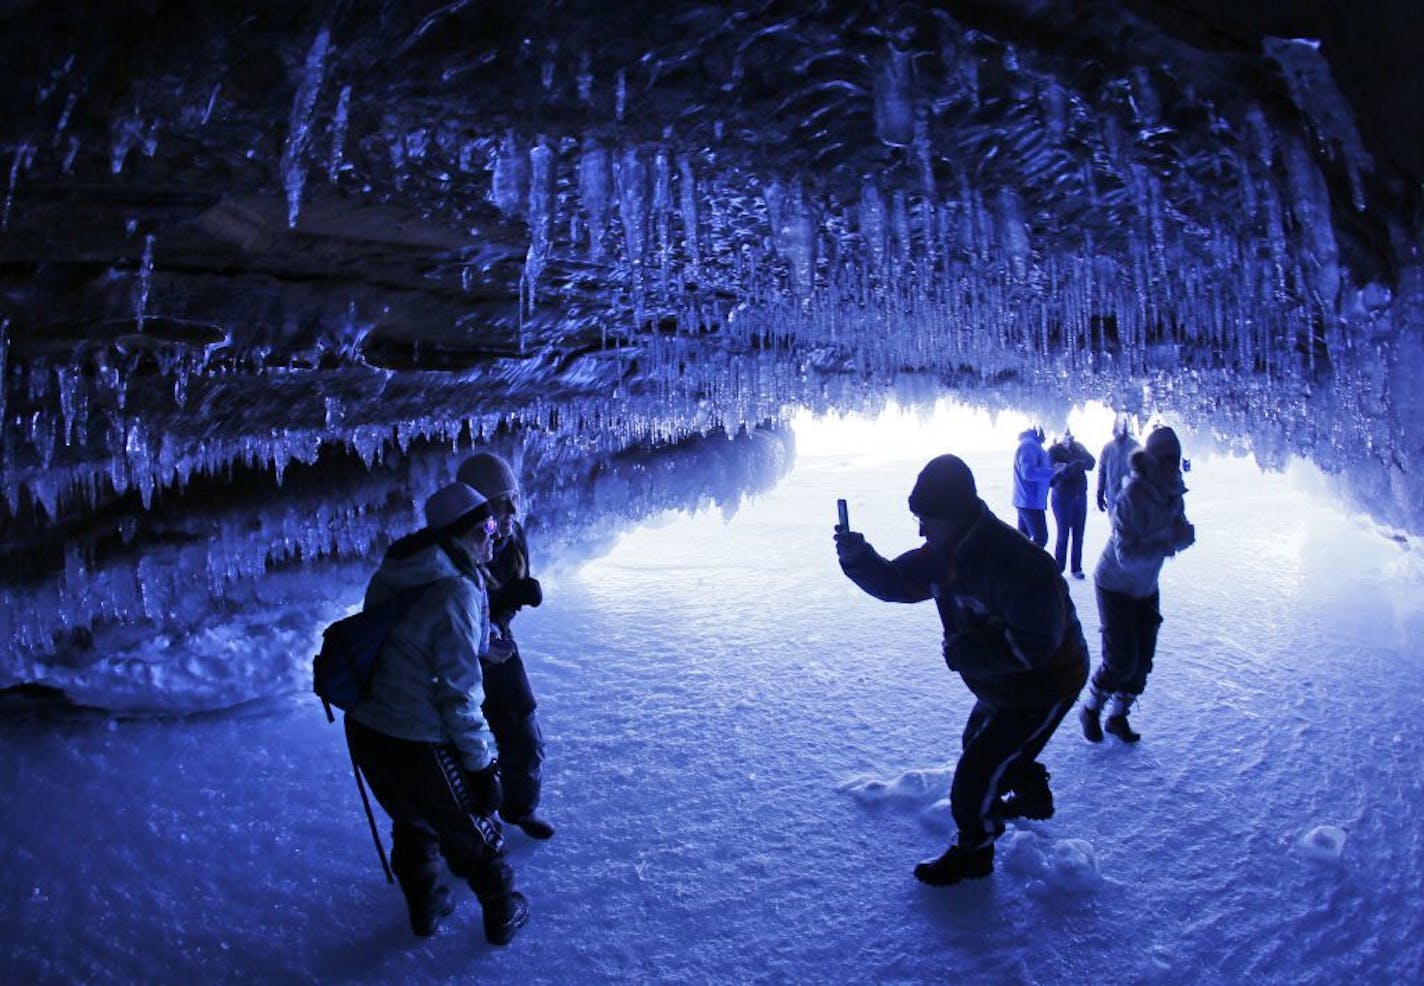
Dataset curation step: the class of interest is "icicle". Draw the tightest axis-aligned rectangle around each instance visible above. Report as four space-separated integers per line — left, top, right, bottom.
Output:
524 137 554 307
491 131 528 217
677 157 701 279
3 142 34 231
653 149 673 299
579 139 611 260
133 233 155 332
328 83 351 182
615 69 627 121
0 317 8 428
615 146 648 269
873 44 914 147
280 24 331 229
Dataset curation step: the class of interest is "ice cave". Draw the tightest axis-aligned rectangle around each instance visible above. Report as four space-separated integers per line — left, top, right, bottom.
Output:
1 1 1421 982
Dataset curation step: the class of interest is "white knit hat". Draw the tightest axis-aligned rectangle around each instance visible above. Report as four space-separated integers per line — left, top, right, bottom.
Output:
424 482 488 530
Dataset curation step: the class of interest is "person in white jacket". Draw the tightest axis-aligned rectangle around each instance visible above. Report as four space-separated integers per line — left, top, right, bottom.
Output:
344 482 530 947
1081 427 1195 743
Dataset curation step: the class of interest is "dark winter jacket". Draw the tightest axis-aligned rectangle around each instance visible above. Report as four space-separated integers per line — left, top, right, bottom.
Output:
1094 451 1195 598
839 501 1088 707
1048 439 1096 499
1012 430 1056 510
482 520 541 664
1097 434 1140 513
347 532 496 771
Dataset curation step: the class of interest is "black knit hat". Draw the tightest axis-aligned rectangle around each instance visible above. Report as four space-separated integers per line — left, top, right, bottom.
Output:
907 454 979 519
1145 426 1182 466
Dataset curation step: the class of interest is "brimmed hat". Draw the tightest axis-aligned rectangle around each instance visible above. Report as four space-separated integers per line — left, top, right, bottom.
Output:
424 482 488 531
908 454 980 519
456 451 519 500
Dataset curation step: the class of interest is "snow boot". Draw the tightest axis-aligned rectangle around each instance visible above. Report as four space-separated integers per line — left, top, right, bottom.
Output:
1104 693 1141 743
913 844 994 887
404 884 456 937
1000 764 1054 821
482 891 530 946
1079 685 1107 743
503 813 555 840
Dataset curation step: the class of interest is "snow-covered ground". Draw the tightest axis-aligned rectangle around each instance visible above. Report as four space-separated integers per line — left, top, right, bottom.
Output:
3 401 1422 985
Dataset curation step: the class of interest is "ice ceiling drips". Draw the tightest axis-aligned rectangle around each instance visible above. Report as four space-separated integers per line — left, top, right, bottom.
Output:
1 3 1421 543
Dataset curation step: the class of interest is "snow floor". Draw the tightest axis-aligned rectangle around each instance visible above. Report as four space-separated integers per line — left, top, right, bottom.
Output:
3 402 1423 985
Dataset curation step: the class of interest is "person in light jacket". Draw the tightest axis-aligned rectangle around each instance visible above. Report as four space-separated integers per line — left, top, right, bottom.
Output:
835 455 1088 888
1080 427 1196 743
1012 426 1056 548
1096 415 1139 517
457 451 554 840
345 482 530 946
1048 430 1096 579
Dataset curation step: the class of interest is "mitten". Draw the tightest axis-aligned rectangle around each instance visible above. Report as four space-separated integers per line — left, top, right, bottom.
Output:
505 576 543 609
464 762 503 818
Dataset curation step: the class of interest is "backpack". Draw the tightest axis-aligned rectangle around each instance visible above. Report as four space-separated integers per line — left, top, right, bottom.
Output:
312 582 433 721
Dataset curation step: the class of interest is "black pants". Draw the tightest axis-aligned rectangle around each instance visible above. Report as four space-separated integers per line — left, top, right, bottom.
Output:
481 650 546 821
1093 585 1162 696
344 716 513 907
1051 489 1088 574
953 698 1074 850
1016 508 1048 548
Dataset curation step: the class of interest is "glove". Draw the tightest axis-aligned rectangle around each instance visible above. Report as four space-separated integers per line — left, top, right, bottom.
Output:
834 528 869 565
464 762 503 818
503 576 543 609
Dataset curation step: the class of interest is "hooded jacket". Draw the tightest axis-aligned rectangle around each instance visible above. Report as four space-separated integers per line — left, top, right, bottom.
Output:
346 533 496 772
1097 433 1140 513
1012 429 1056 510
1094 451 1195 598
840 502 1088 707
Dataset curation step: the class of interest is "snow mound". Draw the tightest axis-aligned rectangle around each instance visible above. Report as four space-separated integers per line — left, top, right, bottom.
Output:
1298 824 1348 863
838 766 951 807
999 829 1102 894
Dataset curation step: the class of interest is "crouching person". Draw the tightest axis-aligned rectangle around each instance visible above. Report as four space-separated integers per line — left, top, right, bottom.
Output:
834 455 1088 887
344 482 530 945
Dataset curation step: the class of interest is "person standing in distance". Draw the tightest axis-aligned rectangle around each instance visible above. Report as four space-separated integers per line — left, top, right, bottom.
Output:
1012 426 1056 548
1048 429 1096 579
457 451 554 840
1096 415 1140 517
1080 426 1196 743
344 482 530 946
834 455 1088 887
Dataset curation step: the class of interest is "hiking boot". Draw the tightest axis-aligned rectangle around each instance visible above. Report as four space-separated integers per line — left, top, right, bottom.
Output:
1079 704 1104 743
1001 786 1054 821
407 884 456 937
483 891 530 946
913 844 994 887
1104 713 1141 743
503 814 555 840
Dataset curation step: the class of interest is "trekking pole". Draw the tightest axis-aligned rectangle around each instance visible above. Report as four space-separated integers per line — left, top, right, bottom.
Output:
347 743 396 884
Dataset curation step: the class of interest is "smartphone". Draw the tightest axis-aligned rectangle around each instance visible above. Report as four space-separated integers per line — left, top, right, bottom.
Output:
836 498 849 530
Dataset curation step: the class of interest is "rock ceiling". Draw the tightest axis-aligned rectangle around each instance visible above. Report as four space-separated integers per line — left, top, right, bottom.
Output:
1 0 1422 680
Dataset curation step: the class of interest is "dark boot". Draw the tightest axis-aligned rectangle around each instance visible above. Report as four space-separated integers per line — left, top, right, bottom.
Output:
1104 693 1141 743
1001 764 1054 820
1079 684 1107 743
502 813 555 840
403 884 456 937
482 891 530 946
913 843 994 887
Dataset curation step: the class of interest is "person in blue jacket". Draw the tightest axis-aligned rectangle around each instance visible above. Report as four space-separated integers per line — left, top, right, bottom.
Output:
1012 426 1055 548
1048 429 1096 578
835 455 1088 887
